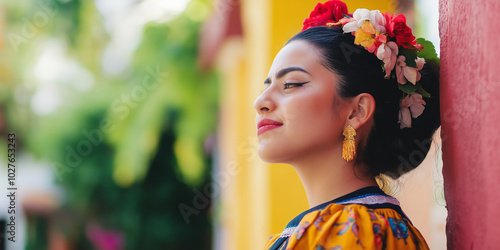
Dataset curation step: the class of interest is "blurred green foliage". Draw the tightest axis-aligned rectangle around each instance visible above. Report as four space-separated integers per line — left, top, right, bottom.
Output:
1 0 218 249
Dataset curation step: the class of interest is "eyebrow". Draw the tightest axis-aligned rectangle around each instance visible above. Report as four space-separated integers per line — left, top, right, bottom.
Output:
264 67 310 84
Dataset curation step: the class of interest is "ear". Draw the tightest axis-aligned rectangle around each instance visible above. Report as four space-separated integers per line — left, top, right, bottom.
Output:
345 93 375 130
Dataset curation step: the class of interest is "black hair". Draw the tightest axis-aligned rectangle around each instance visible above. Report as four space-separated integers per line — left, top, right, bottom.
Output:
286 26 440 179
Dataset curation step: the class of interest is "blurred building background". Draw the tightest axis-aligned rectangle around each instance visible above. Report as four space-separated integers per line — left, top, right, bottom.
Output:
0 0 446 249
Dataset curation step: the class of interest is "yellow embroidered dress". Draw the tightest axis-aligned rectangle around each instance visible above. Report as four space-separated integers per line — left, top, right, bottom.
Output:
264 186 429 250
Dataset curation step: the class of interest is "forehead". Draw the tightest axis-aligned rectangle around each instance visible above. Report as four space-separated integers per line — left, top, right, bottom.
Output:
268 40 324 76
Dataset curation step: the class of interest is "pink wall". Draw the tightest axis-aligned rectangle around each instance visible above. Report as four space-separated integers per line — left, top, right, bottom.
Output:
440 0 500 248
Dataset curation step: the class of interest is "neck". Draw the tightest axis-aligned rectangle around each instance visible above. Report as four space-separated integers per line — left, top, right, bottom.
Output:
289 145 378 208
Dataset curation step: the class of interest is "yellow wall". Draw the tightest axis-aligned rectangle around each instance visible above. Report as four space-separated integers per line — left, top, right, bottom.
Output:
216 1 395 249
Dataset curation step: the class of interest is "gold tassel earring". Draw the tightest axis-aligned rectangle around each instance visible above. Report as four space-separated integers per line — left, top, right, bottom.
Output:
342 125 356 162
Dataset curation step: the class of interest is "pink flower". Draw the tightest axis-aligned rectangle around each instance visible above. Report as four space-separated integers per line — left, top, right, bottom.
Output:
376 41 398 78
366 33 387 53
398 93 426 129
86 222 124 250
395 56 425 85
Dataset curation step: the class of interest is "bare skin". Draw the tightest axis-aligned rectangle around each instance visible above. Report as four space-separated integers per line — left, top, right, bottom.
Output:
253 40 378 208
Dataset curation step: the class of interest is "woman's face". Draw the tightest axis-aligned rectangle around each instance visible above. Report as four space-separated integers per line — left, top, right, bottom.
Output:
254 40 348 163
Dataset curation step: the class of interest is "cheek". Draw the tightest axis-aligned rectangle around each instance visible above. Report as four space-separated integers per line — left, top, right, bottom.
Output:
257 88 344 163
283 91 338 132
279 94 342 157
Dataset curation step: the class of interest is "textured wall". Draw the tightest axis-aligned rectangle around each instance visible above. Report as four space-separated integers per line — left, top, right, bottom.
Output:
440 0 500 248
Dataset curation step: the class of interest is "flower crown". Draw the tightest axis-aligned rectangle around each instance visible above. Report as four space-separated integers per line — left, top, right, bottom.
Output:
302 0 439 129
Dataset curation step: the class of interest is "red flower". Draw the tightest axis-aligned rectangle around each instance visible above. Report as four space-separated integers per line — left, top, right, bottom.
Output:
302 0 349 31
384 13 418 49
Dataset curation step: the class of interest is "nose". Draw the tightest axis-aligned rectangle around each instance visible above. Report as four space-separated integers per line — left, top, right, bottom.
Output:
253 87 276 115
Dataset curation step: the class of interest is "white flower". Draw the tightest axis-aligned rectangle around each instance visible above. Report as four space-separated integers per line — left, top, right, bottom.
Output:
343 8 386 34
376 41 398 78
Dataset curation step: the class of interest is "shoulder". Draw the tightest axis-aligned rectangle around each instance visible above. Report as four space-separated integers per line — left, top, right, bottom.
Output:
285 203 429 250
264 233 281 249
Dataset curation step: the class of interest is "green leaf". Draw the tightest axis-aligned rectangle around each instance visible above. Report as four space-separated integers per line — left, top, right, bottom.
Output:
398 83 416 95
416 38 440 64
399 47 418 67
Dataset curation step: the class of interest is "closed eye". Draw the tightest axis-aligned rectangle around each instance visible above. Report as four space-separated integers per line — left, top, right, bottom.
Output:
284 81 310 89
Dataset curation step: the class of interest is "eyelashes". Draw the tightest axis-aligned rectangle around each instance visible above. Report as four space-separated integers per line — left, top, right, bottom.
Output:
260 81 311 94
284 81 310 89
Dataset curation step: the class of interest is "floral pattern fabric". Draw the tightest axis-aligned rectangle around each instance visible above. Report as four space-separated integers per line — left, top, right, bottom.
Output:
264 188 429 250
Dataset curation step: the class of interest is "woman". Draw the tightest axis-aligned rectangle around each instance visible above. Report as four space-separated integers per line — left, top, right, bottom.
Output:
253 1 440 249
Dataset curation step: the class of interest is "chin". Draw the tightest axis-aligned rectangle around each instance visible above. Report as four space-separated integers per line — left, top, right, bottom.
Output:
257 148 288 164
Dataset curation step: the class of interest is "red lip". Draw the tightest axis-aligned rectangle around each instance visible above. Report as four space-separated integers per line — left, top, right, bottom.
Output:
257 118 283 135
